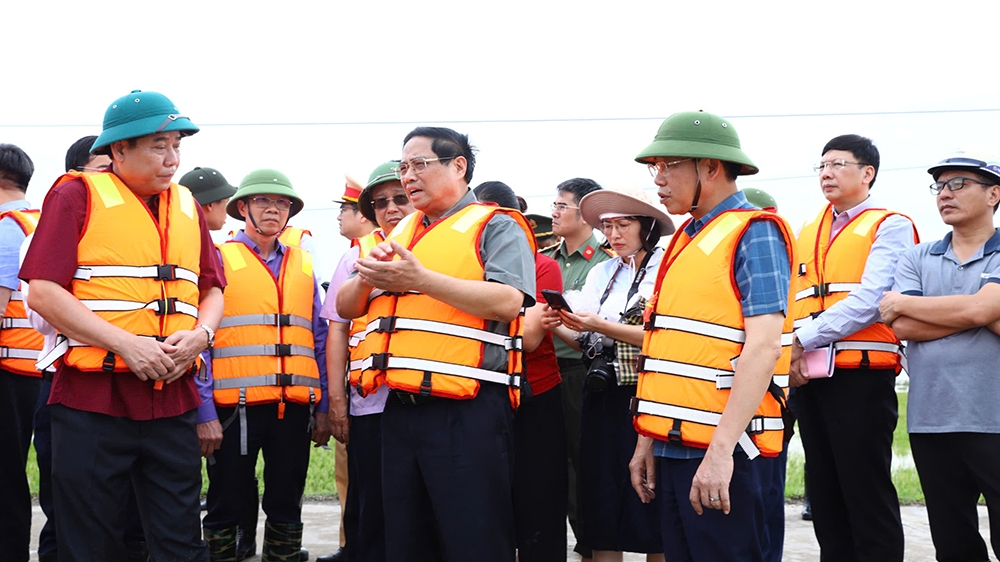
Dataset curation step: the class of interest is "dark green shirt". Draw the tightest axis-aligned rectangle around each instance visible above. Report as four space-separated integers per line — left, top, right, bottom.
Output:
543 232 613 358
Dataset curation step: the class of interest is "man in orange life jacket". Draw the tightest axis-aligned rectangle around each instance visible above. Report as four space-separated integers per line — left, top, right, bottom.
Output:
0 143 41 562
320 160 415 562
628 111 795 561
336 127 536 562
21 90 226 562
202 169 330 561
788 135 915 562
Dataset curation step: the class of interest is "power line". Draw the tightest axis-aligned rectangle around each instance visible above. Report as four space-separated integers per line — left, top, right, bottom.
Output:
3 108 1000 129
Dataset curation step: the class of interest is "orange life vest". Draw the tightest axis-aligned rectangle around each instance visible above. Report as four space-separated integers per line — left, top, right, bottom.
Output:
347 230 385 390
792 205 918 372
278 226 312 248
633 209 796 459
0 209 43 377
55 172 202 372
353 204 536 408
212 241 321 414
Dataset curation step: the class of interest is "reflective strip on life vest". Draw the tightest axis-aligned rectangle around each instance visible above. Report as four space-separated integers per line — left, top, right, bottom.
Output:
218 313 312 330
73 264 199 285
80 298 199 318
0 318 33 329
355 317 523 351
356 355 522 388
641 357 789 390
833 340 908 372
9 291 23 302
647 315 794 347
631 399 783 459
0 347 39 360
210 344 316 359
794 282 863 302
213 374 323 390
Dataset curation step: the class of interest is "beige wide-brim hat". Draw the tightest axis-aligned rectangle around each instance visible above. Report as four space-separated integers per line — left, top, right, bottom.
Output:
580 187 675 235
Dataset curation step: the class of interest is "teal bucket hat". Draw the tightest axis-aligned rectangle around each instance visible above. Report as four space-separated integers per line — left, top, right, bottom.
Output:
635 111 758 176
227 169 304 220
91 90 199 155
358 160 402 222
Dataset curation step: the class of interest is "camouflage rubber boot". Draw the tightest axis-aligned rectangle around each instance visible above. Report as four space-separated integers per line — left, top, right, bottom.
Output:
204 527 238 562
261 521 304 562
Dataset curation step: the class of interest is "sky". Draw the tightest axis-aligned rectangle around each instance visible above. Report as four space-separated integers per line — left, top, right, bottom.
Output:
4 0 1000 279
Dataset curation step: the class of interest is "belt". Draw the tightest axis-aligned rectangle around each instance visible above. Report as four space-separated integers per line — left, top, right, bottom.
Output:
391 389 438 405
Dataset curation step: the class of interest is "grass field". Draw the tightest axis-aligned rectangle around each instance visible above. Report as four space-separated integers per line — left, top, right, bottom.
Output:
24 393 922 502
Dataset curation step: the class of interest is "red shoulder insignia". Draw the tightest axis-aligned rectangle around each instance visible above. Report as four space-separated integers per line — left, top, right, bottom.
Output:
583 245 595 260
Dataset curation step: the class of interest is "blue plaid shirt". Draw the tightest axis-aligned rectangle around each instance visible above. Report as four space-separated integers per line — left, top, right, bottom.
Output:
655 191 791 459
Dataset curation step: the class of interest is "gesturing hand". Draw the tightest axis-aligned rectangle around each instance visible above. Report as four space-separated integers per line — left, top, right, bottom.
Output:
354 241 426 293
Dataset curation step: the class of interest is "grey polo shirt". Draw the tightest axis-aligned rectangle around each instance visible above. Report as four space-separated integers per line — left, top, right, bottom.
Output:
892 229 1000 434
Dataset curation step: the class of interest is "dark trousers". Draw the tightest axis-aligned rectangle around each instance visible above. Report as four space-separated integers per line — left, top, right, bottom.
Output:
657 452 766 561
557 357 589 556
50 404 207 562
513 384 567 562
795 368 903 562
911 432 1000 561
205 402 312 528
381 384 515 562
753 450 786 562
346 412 386 562
0 370 40 562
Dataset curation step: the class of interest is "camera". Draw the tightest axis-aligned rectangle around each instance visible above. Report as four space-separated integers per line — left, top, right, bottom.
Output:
582 335 618 392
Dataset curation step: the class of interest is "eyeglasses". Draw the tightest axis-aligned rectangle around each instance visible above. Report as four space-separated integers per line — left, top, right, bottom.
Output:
392 157 454 179
338 203 358 214
813 159 869 173
76 165 110 172
647 158 691 177
600 217 637 235
550 202 580 214
929 177 996 195
249 196 292 211
372 194 411 210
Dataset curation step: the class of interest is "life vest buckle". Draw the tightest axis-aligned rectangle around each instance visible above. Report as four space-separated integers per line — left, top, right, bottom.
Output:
375 316 397 334
643 314 657 331
636 354 648 372
155 264 179 281
101 352 116 372
276 373 293 386
274 344 292 357
811 283 831 298
370 353 390 371
275 314 292 327
629 396 641 417
154 297 179 316
746 415 766 435
507 373 521 388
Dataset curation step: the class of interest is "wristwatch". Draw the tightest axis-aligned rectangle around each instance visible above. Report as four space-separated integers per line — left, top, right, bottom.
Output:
196 324 215 348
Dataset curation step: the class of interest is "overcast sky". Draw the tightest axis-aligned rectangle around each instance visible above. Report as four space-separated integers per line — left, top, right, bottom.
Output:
4 1 999 278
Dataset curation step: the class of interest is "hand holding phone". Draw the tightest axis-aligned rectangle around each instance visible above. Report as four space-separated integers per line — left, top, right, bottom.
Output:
541 289 573 313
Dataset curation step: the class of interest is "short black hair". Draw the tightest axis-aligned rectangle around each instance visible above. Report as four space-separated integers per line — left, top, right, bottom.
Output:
403 127 477 183
0 144 34 192
473 181 520 210
556 177 602 205
822 134 880 189
65 135 99 172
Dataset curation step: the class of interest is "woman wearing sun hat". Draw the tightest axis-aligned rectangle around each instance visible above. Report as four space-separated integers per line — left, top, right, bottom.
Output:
542 186 674 561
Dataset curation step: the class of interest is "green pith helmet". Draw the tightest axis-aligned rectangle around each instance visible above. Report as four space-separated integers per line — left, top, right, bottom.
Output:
635 110 758 176
742 188 777 211
359 160 402 222
179 167 237 206
91 90 199 155
227 169 304 220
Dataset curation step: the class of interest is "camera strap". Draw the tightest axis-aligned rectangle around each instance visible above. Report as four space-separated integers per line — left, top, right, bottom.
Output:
598 250 655 316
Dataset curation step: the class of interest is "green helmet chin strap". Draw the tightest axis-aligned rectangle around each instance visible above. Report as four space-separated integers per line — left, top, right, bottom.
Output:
689 158 702 214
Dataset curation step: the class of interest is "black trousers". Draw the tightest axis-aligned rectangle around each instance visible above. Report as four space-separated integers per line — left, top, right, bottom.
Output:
50 404 208 562
382 384 515 562
345 412 386 562
911 432 1000 561
557 357 589 556
0 370 40 562
513 384 567 562
205 402 312 528
795 368 903 562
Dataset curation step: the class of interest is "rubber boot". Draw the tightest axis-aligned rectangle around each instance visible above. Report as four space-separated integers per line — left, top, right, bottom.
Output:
262 521 304 562
236 477 260 561
205 527 239 562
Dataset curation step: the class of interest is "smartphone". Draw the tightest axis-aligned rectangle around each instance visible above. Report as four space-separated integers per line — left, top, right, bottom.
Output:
541 289 573 312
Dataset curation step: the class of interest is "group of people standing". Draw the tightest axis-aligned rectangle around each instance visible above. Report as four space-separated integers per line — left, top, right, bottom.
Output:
1 89 999 562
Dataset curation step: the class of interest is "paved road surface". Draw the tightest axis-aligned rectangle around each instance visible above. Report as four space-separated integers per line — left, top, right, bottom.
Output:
26 500 996 560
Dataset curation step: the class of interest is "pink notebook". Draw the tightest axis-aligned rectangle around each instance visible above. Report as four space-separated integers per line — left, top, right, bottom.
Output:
803 345 834 379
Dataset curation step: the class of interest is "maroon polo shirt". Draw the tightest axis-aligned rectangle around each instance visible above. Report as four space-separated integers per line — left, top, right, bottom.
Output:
20 173 226 420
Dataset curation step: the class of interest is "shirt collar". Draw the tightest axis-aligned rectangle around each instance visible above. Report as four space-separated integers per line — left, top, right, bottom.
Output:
0 199 30 212
930 228 1000 256
831 196 874 221
684 191 753 238
234 229 287 257
559 232 603 260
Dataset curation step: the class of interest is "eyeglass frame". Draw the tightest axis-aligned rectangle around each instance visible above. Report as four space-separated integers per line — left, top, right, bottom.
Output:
392 156 455 179
372 194 411 210
647 158 692 177
550 202 581 214
248 196 292 211
600 216 638 235
813 159 870 174
929 176 997 195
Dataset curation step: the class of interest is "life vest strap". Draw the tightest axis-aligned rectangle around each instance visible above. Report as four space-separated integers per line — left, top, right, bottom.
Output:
81 298 199 318
638 356 789 390
211 344 315 359
213 373 322 390
832 340 907 372
9 291 23 302
644 314 746 344
347 334 361 348
0 318 33 329
794 282 862 301
358 354 522 388
74 264 199 285
360 316 521 350
0 347 39 360
219 313 312 330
